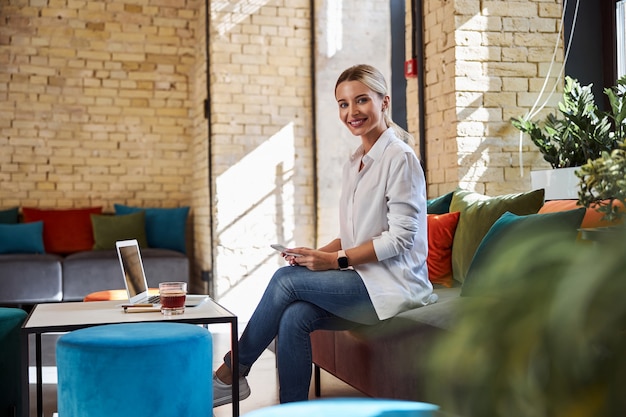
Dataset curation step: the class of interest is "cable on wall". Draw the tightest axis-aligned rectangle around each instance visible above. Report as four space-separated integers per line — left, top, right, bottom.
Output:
517 0 581 176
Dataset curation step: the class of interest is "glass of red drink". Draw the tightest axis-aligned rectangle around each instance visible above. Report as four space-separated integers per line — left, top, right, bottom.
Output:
159 282 187 315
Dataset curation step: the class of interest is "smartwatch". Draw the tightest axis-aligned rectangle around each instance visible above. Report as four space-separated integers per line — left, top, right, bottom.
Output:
337 250 349 270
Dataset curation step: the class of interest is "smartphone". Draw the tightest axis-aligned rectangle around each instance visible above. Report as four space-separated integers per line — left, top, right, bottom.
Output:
270 244 302 257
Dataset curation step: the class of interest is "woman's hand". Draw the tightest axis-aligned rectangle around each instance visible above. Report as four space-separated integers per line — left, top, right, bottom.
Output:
284 247 338 271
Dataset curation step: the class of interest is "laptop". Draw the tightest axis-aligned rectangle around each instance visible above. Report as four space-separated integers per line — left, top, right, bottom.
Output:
115 239 209 307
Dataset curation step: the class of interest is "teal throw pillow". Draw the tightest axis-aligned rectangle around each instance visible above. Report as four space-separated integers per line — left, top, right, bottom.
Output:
91 211 148 250
0 207 19 224
114 204 190 254
461 208 586 296
0 221 45 254
427 191 454 214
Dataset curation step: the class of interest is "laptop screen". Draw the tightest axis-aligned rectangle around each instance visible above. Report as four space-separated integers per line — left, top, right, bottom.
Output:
117 241 148 299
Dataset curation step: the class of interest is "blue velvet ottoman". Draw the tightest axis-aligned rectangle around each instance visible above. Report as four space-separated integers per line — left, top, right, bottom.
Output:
0 307 28 417
56 322 212 417
242 398 439 417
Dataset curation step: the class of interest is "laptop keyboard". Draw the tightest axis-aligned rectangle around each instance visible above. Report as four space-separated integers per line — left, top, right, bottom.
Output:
148 294 160 304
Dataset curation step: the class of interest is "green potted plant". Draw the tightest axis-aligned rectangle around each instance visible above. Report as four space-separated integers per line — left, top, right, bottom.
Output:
576 142 626 224
575 76 626 226
425 228 626 417
512 76 625 199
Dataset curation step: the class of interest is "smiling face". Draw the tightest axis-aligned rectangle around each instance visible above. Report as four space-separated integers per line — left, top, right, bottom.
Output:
335 80 389 144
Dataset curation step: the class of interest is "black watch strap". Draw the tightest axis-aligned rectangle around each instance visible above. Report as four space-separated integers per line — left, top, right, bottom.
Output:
337 250 349 269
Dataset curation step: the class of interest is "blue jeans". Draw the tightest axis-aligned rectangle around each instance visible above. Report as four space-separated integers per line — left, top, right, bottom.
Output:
223 265 379 403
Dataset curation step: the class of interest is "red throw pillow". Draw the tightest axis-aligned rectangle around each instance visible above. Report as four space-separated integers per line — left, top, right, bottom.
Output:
427 212 461 287
538 200 624 229
22 207 103 254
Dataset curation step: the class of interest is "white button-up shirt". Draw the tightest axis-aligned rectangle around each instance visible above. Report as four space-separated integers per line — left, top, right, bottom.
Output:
339 128 436 320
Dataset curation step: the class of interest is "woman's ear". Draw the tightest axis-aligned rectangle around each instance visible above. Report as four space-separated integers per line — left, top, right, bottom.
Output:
382 95 390 111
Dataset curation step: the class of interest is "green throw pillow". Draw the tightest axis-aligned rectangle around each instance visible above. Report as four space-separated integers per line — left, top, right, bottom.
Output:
427 191 454 214
91 211 148 250
461 208 586 296
450 188 545 283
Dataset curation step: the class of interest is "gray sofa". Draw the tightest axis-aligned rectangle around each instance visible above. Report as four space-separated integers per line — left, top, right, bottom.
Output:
0 249 189 306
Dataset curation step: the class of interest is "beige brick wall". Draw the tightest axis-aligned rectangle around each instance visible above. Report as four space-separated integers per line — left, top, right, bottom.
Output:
1 0 197 208
411 0 564 198
0 0 205 287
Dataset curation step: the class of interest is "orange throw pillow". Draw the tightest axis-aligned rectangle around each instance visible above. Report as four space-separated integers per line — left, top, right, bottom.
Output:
22 207 103 254
427 212 461 287
538 200 624 229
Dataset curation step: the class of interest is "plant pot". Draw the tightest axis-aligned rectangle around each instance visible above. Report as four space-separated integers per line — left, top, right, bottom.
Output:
531 167 580 200
578 225 625 242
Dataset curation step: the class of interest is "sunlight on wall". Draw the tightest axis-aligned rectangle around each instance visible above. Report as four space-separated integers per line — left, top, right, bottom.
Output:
214 123 297 318
211 0 269 37
458 150 490 191
326 0 343 58
456 14 489 188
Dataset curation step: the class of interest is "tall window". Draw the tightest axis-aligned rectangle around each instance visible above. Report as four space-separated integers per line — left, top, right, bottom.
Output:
564 0 622 108
618 1 626 78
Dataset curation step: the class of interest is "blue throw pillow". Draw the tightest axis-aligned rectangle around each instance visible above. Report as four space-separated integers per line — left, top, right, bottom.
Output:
427 191 454 214
461 208 586 296
0 221 45 254
113 204 190 254
0 207 19 224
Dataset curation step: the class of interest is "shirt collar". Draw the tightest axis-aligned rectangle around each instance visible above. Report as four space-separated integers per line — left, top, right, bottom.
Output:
349 127 395 163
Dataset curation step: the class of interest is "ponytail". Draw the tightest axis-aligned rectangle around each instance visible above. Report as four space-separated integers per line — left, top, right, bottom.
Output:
383 111 415 146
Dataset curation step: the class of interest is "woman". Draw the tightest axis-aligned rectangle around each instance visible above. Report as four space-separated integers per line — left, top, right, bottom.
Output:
213 64 436 405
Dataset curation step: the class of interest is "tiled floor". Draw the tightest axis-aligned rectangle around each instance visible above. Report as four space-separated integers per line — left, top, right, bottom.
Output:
30 325 364 417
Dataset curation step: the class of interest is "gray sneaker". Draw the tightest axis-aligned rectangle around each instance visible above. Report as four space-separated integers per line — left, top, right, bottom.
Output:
213 373 251 407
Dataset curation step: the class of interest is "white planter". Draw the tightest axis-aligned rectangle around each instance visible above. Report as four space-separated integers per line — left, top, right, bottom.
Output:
531 167 580 200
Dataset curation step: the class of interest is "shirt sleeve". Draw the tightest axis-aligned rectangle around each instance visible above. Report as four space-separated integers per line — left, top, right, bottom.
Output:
372 149 426 261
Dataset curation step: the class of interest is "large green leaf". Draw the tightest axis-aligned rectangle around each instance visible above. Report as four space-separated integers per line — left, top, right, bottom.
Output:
512 76 625 168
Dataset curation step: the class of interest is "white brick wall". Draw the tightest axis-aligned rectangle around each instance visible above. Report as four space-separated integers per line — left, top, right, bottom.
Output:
413 0 564 197
208 0 314 308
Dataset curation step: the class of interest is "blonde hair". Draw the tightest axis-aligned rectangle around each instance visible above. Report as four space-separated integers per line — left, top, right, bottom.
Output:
335 64 415 145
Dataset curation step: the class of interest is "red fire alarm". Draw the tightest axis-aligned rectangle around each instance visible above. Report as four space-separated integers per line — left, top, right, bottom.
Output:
404 58 418 78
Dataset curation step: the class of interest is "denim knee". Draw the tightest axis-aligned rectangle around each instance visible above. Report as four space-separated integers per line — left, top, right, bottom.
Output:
278 301 316 333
